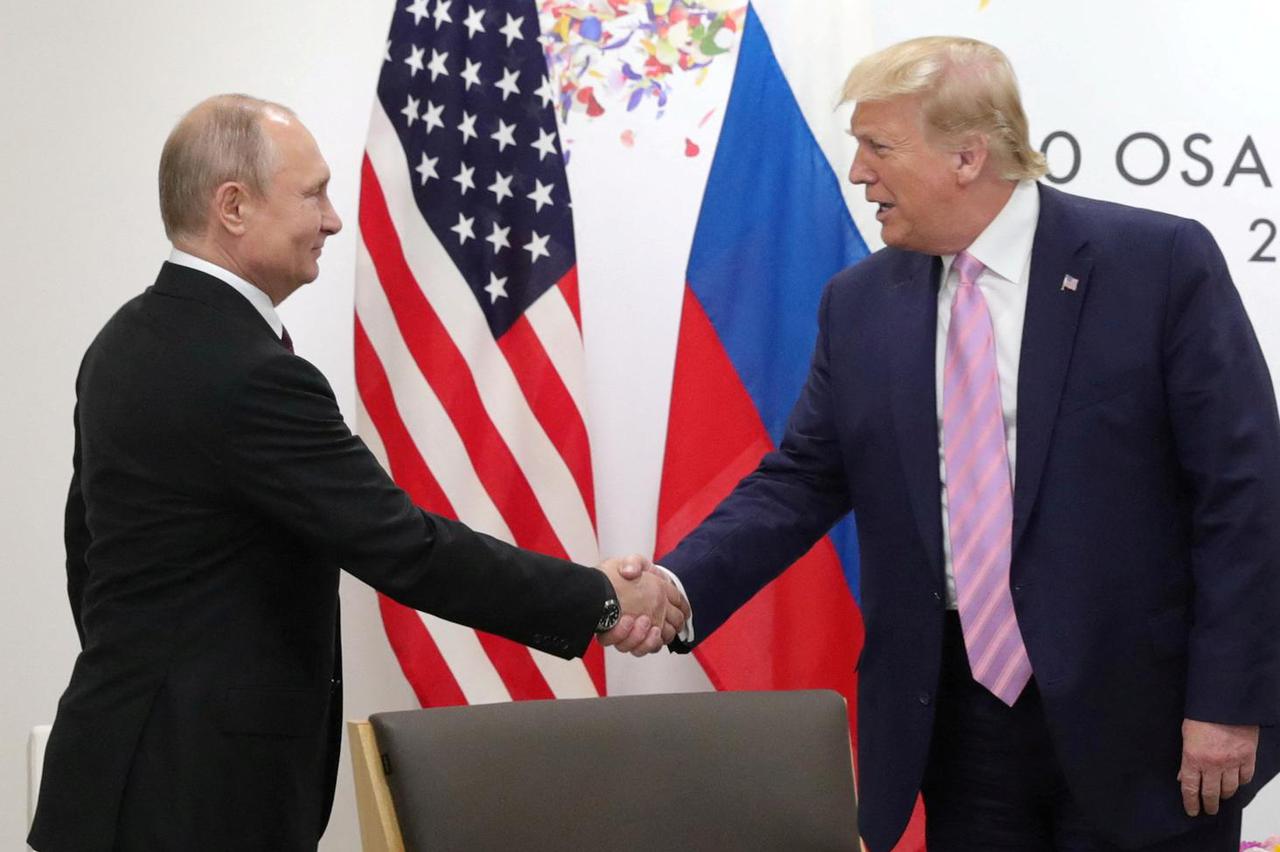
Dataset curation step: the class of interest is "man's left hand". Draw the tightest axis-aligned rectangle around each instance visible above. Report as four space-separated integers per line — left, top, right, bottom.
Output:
1178 718 1259 816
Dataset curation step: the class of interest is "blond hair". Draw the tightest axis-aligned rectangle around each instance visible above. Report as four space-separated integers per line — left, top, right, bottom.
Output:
841 36 1046 181
158 94 295 240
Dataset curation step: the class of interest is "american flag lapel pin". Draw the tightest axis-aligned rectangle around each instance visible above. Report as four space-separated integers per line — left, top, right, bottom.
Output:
1061 274 1079 292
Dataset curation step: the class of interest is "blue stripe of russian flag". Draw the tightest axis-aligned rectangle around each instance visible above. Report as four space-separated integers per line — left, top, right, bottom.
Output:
684 3 870 598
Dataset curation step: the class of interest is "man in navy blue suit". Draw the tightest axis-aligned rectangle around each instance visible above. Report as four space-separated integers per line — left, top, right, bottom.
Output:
641 36 1280 851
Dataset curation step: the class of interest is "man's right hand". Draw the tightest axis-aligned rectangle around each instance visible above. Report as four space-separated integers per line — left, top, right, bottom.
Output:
595 555 668 655
608 555 691 649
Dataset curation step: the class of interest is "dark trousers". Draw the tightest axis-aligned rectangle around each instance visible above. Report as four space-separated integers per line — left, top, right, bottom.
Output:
921 613 1241 852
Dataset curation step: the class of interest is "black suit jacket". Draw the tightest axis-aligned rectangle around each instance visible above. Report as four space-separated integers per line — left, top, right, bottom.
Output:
29 262 608 852
664 186 1280 849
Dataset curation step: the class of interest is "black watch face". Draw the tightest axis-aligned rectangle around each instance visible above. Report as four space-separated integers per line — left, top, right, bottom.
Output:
596 596 621 632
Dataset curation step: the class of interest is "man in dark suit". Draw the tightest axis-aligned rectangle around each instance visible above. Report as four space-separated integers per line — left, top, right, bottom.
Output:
647 36 1280 851
28 94 680 852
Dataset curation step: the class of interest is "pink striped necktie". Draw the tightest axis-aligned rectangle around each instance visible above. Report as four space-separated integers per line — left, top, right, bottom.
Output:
942 250 1032 706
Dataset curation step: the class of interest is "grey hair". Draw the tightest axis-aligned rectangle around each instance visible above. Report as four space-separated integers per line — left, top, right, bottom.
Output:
158 94 295 240
841 36 1047 181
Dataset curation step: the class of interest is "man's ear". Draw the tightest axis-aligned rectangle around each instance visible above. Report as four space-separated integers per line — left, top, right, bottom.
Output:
211 181 251 236
954 134 990 186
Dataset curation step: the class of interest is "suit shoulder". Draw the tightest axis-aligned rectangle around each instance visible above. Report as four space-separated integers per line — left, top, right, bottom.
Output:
1047 186 1209 248
824 246 928 306
82 284 310 410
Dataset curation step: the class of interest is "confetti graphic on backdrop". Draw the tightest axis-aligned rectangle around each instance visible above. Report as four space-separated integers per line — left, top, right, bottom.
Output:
538 0 746 143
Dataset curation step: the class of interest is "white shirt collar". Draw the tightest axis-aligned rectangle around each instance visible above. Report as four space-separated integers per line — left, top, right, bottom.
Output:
940 179 1040 286
167 248 284 338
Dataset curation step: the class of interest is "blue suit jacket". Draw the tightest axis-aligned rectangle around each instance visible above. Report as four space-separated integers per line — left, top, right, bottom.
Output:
663 185 1280 850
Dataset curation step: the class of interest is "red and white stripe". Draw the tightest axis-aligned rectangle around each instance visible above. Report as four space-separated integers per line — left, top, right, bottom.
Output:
354 100 604 705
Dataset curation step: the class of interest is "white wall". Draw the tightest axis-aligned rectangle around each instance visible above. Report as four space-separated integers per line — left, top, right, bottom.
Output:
0 2 413 849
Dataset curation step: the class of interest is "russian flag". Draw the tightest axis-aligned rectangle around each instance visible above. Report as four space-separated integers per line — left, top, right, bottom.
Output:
655 5 925 850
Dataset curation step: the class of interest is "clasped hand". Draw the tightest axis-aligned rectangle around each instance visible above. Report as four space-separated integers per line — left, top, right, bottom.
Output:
595 555 691 655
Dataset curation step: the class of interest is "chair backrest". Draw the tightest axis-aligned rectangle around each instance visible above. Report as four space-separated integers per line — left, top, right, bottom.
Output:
349 690 858 852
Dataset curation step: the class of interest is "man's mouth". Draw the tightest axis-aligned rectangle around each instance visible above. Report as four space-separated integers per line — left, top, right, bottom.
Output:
874 202 895 220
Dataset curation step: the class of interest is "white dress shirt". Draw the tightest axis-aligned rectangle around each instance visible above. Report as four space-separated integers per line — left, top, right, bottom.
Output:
168 248 285 339
935 179 1040 607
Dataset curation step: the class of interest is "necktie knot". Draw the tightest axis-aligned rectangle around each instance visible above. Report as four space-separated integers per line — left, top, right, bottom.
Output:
953 251 985 289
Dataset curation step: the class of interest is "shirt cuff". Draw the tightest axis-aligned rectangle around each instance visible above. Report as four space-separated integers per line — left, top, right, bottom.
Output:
653 563 694 644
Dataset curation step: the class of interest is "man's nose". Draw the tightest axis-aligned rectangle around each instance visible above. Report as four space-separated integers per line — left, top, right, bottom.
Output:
323 202 343 236
848 158 874 185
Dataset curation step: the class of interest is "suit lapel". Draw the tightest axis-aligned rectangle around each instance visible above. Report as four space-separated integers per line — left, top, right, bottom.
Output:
890 253 946 583
1012 186 1093 556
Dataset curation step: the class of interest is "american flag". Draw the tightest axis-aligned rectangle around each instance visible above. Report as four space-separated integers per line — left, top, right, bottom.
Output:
354 0 603 705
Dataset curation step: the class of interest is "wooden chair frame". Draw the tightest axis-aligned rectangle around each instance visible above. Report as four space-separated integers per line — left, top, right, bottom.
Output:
347 720 405 852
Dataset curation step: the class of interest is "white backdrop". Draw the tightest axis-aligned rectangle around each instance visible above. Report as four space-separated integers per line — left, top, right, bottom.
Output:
2 1 1278 849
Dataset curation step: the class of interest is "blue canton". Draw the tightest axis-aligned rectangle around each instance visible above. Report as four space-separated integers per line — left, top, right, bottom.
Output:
378 0 575 338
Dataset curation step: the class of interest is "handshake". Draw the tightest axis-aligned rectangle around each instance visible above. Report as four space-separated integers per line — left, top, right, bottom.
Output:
595 555 692 656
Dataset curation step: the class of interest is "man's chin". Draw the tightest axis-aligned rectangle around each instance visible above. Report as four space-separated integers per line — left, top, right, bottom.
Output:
879 228 908 250
879 226 929 254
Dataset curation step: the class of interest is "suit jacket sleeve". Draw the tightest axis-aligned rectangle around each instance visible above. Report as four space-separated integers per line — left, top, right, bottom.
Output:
664 281 854 646
216 350 607 660
1164 219 1280 724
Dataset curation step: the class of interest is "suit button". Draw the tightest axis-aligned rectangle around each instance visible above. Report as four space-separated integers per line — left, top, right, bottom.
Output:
917 691 931 706
932 591 942 602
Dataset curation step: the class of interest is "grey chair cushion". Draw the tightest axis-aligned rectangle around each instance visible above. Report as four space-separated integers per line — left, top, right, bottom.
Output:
370 689 857 851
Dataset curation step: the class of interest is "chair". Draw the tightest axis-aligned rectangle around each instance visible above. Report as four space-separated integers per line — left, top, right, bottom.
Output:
348 690 858 852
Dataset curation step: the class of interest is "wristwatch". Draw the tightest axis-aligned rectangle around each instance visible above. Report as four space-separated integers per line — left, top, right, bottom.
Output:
596 584 621 633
